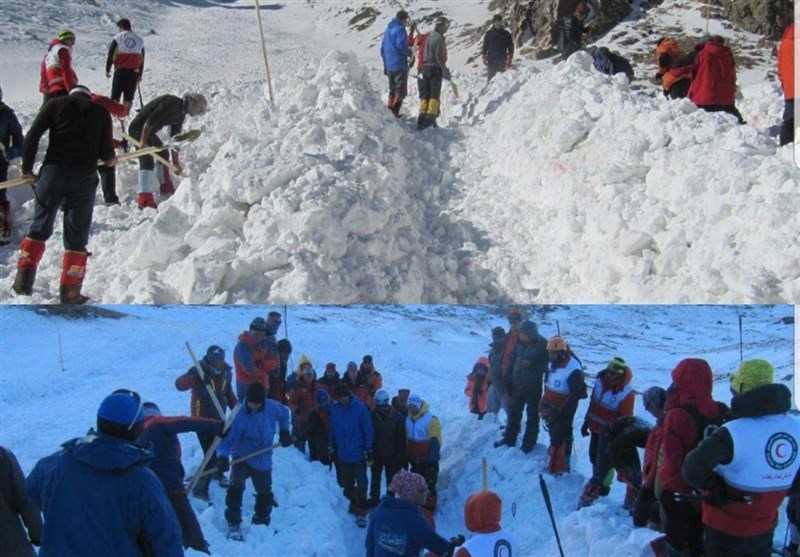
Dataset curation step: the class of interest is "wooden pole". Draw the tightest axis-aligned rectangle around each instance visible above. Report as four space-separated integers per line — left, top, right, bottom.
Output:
118 129 182 176
185 403 242 494
194 442 281 480
481 457 489 490
253 0 275 103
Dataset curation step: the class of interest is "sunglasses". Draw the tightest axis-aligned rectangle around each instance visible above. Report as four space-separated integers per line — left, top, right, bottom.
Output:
111 388 143 430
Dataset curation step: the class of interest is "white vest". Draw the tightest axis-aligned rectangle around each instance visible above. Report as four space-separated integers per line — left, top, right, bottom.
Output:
114 30 144 54
545 363 580 395
406 411 433 441
45 43 70 72
715 414 800 492
590 381 634 413
458 530 517 557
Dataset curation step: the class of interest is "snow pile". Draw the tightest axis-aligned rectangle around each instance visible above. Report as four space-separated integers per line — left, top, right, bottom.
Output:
452 52 798 303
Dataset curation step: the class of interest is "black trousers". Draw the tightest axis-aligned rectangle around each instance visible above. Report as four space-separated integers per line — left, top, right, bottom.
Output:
224 463 272 525
369 456 402 501
111 69 139 103
504 381 542 447
780 99 794 146
487 59 508 81
703 525 773 557
659 491 703 557
167 492 207 551
387 70 409 100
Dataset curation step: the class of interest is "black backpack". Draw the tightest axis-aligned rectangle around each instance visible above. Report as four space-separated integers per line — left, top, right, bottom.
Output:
678 402 729 441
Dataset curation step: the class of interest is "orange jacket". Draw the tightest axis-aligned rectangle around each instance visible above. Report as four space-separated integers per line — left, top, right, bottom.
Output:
465 357 490 415
778 24 794 99
656 38 691 92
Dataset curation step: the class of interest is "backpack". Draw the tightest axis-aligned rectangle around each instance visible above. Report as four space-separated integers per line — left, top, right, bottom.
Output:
678 402 728 441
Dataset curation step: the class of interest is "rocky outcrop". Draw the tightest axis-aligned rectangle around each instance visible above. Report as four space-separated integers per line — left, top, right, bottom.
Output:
720 0 792 40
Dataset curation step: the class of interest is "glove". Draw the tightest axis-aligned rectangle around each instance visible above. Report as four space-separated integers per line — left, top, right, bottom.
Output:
216 458 230 474
105 71 111 78
442 68 452 81
5 146 20 159
443 535 466 556
365 450 374 466
277 339 292 355
482 54 488 66
581 422 590 437
279 429 293 448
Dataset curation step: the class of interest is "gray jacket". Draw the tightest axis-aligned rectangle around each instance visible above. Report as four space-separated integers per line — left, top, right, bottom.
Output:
423 30 449 74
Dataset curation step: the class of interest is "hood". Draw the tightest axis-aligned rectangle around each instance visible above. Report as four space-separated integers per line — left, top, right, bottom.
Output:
379 494 418 512
731 383 792 419
784 23 794 41
464 490 502 533
388 18 405 33
238 331 264 346
408 400 431 420
64 430 152 472
671 358 713 405
474 356 490 372
599 366 633 393
295 354 313 373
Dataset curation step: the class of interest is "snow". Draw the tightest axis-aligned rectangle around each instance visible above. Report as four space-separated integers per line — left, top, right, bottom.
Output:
0 0 796 304
0 304 796 556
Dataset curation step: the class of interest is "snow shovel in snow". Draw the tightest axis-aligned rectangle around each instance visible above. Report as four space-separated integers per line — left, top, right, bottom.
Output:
539 474 566 557
0 146 169 191
185 403 243 495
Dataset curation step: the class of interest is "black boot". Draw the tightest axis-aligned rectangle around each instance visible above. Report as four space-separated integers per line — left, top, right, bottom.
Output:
416 114 427 130
12 267 36 296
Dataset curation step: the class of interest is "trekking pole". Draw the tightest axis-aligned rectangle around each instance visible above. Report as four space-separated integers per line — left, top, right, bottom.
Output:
481 457 489 490
194 442 282 479
185 341 226 419
137 84 144 110
185 403 242 494
253 0 275 103
738 315 743 363
556 320 561 336
539 474 566 557
704 0 711 35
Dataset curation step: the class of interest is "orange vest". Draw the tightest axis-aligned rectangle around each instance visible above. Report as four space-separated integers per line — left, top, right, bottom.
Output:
777 24 794 99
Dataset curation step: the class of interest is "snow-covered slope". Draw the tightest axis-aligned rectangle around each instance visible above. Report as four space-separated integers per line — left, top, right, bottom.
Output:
0 304 795 556
0 0 796 305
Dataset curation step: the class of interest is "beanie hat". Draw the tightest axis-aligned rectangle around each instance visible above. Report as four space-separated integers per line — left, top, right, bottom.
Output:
246 382 267 404
642 386 666 411
97 390 144 441
346 361 358 372
249 317 267 332
519 320 538 338
374 389 390 406
315 389 330 405
491 326 506 342
389 469 429 504
206 345 225 360
69 85 91 97
492 14 502 22
334 384 351 399
397 10 409 22
325 362 337 372
58 29 76 41
606 357 627 373
142 401 161 417
117 18 132 30
731 359 774 394
407 393 422 409
362 355 373 364
546 335 567 351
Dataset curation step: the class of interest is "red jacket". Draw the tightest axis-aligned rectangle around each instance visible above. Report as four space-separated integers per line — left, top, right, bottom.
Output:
499 331 519 379
778 24 795 99
642 418 664 490
657 358 727 493
233 332 278 391
174 360 237 419
39 40 78 94
688 41 737 106
288 378 317 423
90 93 127 118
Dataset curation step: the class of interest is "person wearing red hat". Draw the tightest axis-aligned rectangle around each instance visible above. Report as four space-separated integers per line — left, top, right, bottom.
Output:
25 390 183 557
453 490 517 557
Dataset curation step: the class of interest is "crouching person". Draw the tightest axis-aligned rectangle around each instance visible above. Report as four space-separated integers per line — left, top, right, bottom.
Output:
453 490 517 556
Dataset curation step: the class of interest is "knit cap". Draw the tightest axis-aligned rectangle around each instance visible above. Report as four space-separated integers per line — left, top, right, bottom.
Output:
407 393 422 409
98 391 144 426
731 359 774 394
389 470 428 504
642 386 666 411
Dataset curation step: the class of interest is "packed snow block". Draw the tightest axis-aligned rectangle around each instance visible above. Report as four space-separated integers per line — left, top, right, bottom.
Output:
127 206 190 271
173 240 236 303
619 230 655 257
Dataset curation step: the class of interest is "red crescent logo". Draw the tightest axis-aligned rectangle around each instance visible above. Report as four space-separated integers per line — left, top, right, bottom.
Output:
776 443 787 459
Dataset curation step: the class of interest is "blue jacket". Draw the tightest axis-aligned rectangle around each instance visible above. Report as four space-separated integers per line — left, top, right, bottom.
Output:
381 18 411 72
139 415 222 493
365 496 450 557
25 431 183 557
329 396 374 464
217 400 291 471
0 103 23 162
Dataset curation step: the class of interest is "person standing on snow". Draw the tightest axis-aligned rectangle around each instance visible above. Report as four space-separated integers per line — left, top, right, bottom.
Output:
90 92 129 206
127 92 207 209
452 489 518 557
233 317 279 401
218 382 292 538
308 389 334 465
0 86 24 245
174 344 238 500
359 355 384 408
366 469 462 557
655 37 692 99
658 358 730 557
777 23 794 146
329 383 374 522
417 17 452 130
381 10 413 117
687 35 744 124
368 389 407 508
487 326 508 418
482 15 514 82
137 402 223 554
0 445 42 557
318 362 341 399
465 357 491 420
683 359 800 557
539 336 587 475
577 356 636 506
287 364 318 454
38 29 79 103
632 386 667 529
25 389 184 557
105 18 145 116
494 319 548 453
405 393 443 512
557 3 593 60
12 85 116 304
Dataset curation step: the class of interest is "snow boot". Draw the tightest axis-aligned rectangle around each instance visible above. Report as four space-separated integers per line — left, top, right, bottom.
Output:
0 200 12 245
227 523 244 542
253 493 272 525
547 443 568 475
158 163 175 196
576 481 601 509
137 192 157 209
60 250 89 304
623 484 639 512
12 237 46 295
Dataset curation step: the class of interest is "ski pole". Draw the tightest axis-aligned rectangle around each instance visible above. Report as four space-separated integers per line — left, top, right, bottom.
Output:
186 341 226 419
482 457 489 490
539 474 566 557
137 84 144 110
738 315 743 363
186 403 242 494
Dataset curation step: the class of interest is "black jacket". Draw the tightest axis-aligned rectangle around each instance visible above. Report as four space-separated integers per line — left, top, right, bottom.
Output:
129 94 186 137
22 93 114 172
0 446 41 557
0 103 24 162
371 406 406 461
482 27 514 61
